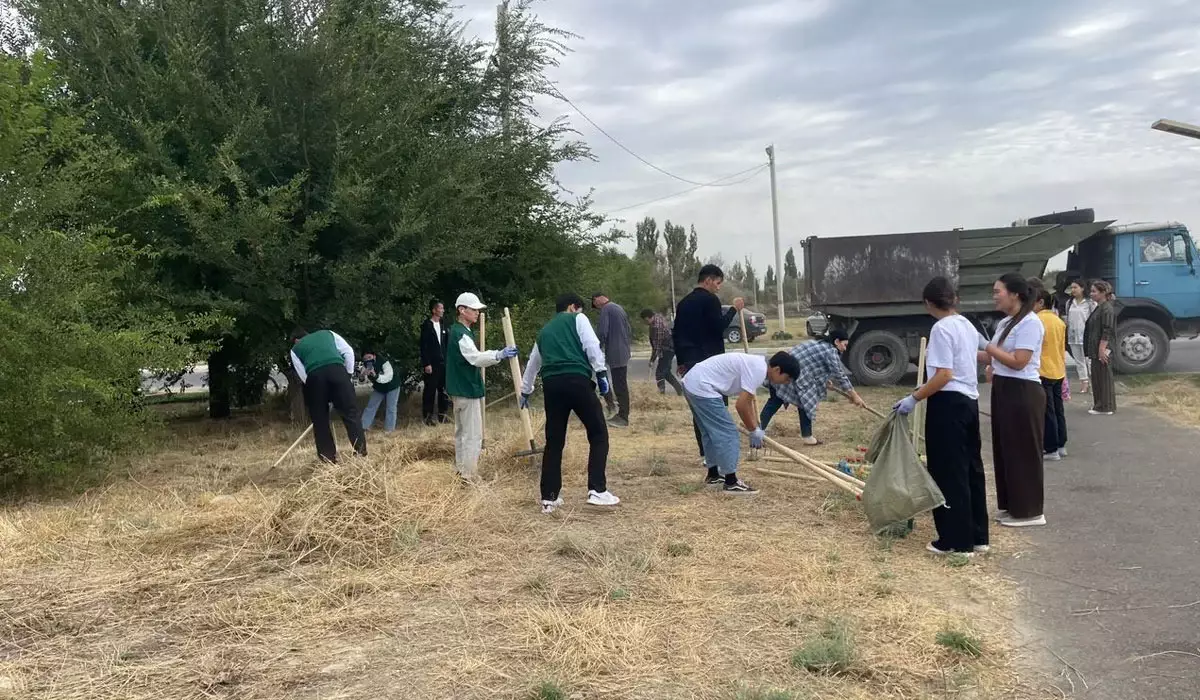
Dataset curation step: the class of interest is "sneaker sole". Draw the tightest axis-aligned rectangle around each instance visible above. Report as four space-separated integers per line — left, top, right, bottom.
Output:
722 489 759 495
999 519 1046 528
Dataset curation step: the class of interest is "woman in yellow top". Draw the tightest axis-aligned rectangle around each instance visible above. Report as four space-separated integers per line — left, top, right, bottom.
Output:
1035 289 1068 461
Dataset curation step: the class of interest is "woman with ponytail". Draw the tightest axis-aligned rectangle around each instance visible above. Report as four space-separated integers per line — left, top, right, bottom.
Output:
982 273 1047 528
1083 280 1117 415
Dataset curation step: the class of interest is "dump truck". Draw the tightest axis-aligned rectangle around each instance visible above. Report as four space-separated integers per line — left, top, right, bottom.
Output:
802 210 1200 385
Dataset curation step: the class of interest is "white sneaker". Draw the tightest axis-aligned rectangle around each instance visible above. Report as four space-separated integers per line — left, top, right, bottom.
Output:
993 510 1010 523
974 545 991 554
1058 448 1068 458
1088 409 1114 416
926 542 973 556
1044 452 1062 462
587 490 621 506
540 497 564 514
999 515 1047 528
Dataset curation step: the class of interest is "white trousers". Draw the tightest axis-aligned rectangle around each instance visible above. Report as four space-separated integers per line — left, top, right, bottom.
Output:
1069 344 1090 382
452 396 483 476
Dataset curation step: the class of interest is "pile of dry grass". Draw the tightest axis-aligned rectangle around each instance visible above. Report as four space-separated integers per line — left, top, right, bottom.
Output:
1125 375 1200 429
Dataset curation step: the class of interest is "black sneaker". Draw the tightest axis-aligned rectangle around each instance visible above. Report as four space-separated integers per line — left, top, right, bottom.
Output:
608 415 629 428
704 474 724 486
723 479 758 494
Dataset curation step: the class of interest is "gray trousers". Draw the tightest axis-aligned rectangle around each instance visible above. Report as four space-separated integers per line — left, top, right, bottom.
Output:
451 396 484 476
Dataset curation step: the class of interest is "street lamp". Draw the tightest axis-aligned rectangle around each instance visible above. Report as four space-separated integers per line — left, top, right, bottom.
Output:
1151 119 1200 141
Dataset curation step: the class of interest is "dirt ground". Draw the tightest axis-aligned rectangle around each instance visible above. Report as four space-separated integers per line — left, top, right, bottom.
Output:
0 384 1048 699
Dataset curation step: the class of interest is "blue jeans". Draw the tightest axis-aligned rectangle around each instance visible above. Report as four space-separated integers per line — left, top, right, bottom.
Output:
362 387 400 432
685 390 740 476
759 392 813 438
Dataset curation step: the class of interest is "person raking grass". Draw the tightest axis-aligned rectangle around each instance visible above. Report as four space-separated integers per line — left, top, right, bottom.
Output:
289 327 367 463
520 293 619 514
682 351 801 494
760 329 865 445
445 292 518 482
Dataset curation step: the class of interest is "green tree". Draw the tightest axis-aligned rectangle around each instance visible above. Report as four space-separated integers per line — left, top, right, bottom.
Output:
765 265 776 296
0 52 206 487
785 247 798 279
634 216 659 261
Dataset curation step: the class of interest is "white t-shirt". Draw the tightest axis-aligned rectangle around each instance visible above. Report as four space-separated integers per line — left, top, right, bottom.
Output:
925 314 982 400
683 353 767 399
432 320 442 345
991 313 1044 382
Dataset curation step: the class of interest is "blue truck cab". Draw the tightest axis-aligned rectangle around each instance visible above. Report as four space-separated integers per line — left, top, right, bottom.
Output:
1062 221 1200 373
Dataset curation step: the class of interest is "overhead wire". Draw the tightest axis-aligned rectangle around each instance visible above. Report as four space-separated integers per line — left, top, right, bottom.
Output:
605 164 769 214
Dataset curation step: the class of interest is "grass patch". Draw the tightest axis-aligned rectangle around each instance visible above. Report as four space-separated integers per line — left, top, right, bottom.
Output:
666 541 693 557
677 482 703 495
734 686 803 700
791 619 856 674
945 553 973 568
1123 373 1200 429
609 588 630 601
528 680 568 700
936 629 984 657
650 417 669 435
647 453 669 477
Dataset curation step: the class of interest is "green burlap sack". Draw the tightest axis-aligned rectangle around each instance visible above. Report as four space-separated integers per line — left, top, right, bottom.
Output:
862 413 945 534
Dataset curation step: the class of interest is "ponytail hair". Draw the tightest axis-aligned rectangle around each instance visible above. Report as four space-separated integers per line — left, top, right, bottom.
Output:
994 272 1035 346
922 276 958 311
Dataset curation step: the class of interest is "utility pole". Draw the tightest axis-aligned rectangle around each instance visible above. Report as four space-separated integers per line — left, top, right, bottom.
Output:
766 144 785 332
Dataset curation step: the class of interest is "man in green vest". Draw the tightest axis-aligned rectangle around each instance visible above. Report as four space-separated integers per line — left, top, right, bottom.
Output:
289 328 367 463
446 292 518 480
360 350 401 433
519 293 619 514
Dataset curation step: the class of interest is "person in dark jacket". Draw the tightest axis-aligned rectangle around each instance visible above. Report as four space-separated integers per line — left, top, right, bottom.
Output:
419 300 451 425
290 327 367 463
592 292 632 427
361 350 402 433
672 264 744 462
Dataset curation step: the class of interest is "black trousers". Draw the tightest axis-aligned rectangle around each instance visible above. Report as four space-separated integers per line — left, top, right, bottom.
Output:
924 391 988 552
991 376 1046 519
302 364 367 463
422 363 450 423
654 351 684 395
603 365 631 420
1041 377 1067 453
542 374 609 501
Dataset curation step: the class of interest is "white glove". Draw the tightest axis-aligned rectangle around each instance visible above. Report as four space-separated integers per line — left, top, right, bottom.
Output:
893 394 918 415
749 428 766 449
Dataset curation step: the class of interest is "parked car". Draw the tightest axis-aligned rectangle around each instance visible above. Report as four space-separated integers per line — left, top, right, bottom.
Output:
806 311 828 337
722 306 767 344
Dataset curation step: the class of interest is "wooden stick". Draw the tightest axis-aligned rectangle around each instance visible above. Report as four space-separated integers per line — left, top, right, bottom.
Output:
762 454 843 471
737 307 761 458
740 427 862 496
914 336 927 452
479 311 487 443
759 437 866 489
830 385 925 444
486 391 515 410
502 307 538 453
752 466 823 483
269 424 313 471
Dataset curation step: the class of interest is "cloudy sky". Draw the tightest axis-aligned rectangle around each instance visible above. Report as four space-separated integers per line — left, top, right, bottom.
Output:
456 0 1200 275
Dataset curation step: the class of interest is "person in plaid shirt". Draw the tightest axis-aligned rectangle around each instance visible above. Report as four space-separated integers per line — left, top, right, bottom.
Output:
762 329 865 445
640 309 684 395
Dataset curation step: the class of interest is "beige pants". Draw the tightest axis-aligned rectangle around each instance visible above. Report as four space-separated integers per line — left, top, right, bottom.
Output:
451 396 483 476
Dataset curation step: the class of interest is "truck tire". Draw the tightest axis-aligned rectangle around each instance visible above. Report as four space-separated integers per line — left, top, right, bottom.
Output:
1112 319 1170 375
1027 208 1095 226
847 330 909 386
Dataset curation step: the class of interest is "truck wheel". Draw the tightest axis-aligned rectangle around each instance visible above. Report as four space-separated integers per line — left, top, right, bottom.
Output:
726 327 742 344
1113 319 1170 375
848 330 909 386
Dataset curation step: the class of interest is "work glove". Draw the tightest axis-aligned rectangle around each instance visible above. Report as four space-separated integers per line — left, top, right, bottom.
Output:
893 394 918 415
498 345 519 360
519 393 531 410
749 428 766 449
596 371 610 396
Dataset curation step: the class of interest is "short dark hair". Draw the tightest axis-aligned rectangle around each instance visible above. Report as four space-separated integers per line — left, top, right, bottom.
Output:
922 276 957 311
556 293 586 312
430 299 443 312
697 264 724 283
290 326 308 342
768 351 801 382
1037 289 1055 309
822 328 849 345
639 308 655 320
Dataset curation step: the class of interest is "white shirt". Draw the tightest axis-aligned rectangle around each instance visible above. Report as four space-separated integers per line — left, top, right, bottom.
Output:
520 313 608 395
682 353 767 399
1065 298 1095 345
991 313 1044 382
925 314 982 400
289 331 355 384
432 319 442 345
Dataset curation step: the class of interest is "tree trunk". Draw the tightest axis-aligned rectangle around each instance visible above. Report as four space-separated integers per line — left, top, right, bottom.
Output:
284 366 306 425
208 349 232 419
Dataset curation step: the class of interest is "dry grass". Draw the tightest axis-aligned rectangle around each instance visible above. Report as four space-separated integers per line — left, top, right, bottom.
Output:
0 384 1047 698
1123 374 1200 429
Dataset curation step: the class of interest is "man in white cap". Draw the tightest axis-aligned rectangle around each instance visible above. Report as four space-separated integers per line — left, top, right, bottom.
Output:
446 292 518 480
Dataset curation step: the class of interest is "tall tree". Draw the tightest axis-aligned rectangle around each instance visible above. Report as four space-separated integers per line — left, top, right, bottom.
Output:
634 216 659 261
784 247 798 280
765 265 776 295
729 260 746 285
743 257 758 306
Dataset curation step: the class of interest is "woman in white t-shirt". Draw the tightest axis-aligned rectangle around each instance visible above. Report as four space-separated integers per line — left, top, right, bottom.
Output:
893 277 989 555
981 273 1047 528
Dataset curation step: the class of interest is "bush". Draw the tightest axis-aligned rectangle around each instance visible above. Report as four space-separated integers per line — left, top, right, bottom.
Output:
772 330 795 341
936 629 983 657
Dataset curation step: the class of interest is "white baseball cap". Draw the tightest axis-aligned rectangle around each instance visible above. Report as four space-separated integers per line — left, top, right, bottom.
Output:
455 292 487 310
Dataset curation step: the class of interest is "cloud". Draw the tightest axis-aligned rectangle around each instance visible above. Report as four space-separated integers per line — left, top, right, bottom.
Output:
458 0 1200 282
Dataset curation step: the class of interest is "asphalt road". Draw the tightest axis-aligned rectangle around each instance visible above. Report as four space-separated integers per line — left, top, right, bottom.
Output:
627 338 1200 383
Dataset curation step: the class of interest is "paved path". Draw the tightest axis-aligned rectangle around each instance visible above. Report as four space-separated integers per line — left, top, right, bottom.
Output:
980 386 1200 699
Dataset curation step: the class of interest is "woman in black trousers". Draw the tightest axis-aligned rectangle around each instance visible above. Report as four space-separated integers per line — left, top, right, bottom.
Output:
1084 280 1117 416
894 278 989 555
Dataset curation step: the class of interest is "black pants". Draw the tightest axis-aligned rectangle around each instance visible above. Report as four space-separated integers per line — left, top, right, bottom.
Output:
991 376 1046 519
302 364 367 463
604 365 631 420
542 374 609 501
422 363 450 423
1041 377 1067 453
654 352 683 395
925 390 988 552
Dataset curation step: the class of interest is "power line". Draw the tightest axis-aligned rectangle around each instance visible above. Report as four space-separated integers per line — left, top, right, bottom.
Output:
605 164 768 215
551 87 762 188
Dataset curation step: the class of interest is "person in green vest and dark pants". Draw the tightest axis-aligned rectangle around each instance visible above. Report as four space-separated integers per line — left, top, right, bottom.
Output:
520 293 620 514
360 350 401 433
446 292 518 480
289 328 367 463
